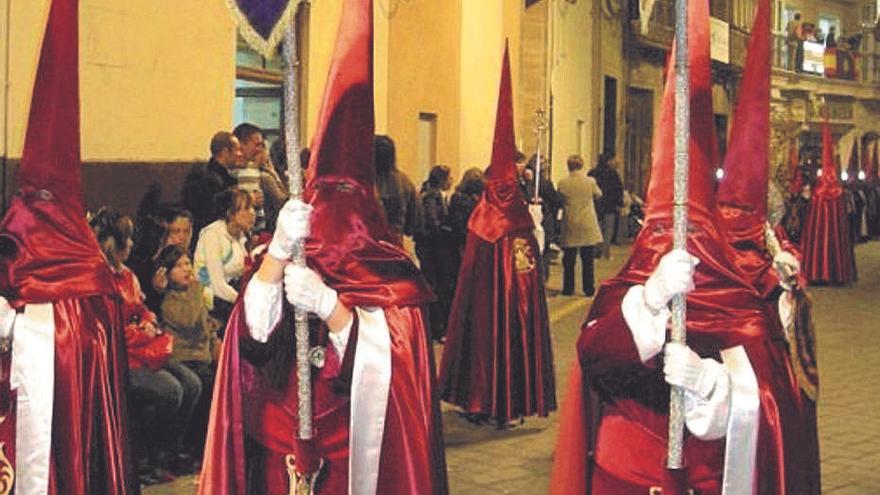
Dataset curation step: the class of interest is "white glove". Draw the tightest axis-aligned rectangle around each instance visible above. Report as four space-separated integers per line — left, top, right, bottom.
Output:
0 296 15 339
644 248 699 311
664 342 721 400
283 264 338 320
773 251 800 290
268 199 313 261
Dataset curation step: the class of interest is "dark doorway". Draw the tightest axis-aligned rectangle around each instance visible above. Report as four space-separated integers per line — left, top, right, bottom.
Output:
625 87 653 196
603 76 618 155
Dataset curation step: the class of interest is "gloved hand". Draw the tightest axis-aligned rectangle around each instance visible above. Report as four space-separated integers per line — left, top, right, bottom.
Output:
663 342 719 400
0 296 15 339
283 264 338 320
643 248 699 311
773 251 800 290
268 199 313 261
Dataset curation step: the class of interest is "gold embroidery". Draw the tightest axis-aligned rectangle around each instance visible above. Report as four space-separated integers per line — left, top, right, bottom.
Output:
0 441 14 495
513 237 536 273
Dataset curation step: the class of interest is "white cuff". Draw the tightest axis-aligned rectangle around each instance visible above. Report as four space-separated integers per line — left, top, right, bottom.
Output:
778 291 795 342
328 313 354 357
243 277 284 342
622 285 670 362
683 358 731 440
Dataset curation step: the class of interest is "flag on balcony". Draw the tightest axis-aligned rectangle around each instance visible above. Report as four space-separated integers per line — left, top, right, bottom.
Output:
227 0 297 58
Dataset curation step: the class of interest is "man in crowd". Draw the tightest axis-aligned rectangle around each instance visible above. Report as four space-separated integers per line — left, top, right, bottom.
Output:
182 131 243 240
589 152 624 258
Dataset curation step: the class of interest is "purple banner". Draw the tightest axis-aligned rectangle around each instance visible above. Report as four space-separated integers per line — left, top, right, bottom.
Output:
228 0 295 58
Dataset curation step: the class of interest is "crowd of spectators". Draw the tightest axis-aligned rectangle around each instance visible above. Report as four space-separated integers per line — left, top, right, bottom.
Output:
87 122 641 486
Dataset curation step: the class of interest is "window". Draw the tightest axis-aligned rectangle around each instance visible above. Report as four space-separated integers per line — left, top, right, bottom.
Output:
233 4 309 147
235 35 284 142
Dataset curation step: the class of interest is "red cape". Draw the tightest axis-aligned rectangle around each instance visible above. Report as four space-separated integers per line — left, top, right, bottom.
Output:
438 232 556 422
802 194 856 284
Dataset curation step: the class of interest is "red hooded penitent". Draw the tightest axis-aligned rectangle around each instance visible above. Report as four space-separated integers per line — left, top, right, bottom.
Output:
802 119 856 284
549 1 800 492
437 44 556 424
0 0 135 492
199 0 447 493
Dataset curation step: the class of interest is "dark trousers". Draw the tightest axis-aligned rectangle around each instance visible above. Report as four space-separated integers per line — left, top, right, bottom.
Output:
129 363 201 464
416 236 457 339
562 246 595 296
180 360 216 457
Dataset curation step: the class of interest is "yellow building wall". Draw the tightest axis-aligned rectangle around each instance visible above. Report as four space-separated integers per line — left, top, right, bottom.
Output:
386 0 462 182
4 0 236 162
549 0 596 183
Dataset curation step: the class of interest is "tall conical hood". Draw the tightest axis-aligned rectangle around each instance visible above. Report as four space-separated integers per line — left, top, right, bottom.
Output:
0 0 115 304
718 0 771 224
815 117 842 199
467 43 534 243
598 0 764 352
644 0 718 224
305 0 374 190
18 0 83 214
303 0 432 308
717 0 779 297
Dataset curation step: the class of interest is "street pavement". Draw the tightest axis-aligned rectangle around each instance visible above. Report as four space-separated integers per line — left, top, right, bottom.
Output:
146 241 880 494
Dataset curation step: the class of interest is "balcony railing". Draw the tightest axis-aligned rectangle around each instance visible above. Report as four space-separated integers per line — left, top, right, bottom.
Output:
771 30 880 86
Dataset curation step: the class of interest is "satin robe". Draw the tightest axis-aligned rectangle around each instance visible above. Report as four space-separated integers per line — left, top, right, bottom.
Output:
198 279 448 495
439 230 556 422
802 192 856 285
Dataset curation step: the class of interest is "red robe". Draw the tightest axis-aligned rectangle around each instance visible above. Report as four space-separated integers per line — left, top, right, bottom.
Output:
802 185 856 285
198 264 448 494
549 226 802 495
438 230 556 422
0 193 136 494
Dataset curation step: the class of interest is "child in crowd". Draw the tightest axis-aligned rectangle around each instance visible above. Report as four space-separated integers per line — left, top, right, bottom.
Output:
156 245 220 460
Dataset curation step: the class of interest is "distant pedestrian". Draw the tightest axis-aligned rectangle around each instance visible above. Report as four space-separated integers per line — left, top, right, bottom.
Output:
557 155 603 296
588 152 624 258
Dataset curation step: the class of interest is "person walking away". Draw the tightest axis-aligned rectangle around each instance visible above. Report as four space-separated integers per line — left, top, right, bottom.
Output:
557 155 603 296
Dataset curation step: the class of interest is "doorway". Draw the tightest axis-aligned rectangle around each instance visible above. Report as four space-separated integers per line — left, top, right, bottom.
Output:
625 87 654 196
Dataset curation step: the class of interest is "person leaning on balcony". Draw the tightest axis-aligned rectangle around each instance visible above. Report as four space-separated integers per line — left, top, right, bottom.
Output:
786 13 804 72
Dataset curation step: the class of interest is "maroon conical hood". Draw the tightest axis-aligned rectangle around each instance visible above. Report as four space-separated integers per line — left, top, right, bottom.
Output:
467 43 534 243
718 0 771 225
643 0 718 224
0 0 116 303
815 117 842 199
305 0 374 190
18 0 83 214
303 0 432 308
601 0 764 351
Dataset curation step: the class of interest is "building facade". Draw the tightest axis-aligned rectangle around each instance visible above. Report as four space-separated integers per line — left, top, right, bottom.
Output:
0 0 877 214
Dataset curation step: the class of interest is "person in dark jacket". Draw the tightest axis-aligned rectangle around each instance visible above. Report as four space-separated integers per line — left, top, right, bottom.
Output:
448 167 485 254
416 165 456 340
589 152 624 257
375 135 423 244
181 132 243 244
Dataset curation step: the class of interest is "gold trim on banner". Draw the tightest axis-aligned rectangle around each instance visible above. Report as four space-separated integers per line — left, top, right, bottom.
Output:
226 0 299 59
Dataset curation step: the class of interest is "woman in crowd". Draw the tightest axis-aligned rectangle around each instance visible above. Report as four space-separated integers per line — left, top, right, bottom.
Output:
156 244 219 461
556 155 603 296
91 208 200 484
194 187 256 326
416 164 456 340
